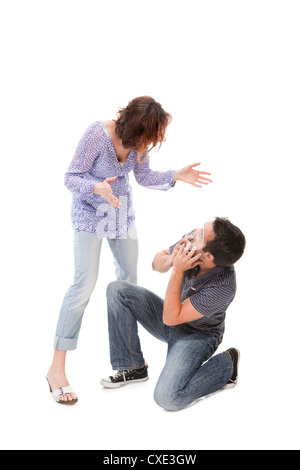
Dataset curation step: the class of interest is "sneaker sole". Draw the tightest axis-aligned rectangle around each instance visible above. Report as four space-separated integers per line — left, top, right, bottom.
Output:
223 349 240 390
100 376 149 389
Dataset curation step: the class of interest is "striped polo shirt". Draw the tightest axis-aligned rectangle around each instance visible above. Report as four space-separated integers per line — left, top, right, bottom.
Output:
169 241 236 345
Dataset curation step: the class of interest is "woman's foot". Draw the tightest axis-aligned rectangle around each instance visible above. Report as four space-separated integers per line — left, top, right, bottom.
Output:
46 367 78 403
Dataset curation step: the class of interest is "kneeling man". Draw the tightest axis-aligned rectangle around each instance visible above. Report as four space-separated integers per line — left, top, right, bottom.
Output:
101 217 246 411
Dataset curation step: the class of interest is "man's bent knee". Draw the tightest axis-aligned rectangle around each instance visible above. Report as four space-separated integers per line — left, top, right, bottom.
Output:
106 280 131 298
153 387 183 412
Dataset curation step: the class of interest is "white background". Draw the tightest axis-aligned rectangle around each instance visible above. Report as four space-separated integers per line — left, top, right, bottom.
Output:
1 0 299 450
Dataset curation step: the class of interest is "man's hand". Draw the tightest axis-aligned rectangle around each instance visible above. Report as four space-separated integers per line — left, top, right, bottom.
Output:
163 244 204 326
173 243 202 273
171 237 192 260
152 236 199 274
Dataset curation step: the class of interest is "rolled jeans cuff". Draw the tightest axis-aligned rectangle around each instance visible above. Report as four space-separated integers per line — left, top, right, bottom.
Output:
54 336 78 351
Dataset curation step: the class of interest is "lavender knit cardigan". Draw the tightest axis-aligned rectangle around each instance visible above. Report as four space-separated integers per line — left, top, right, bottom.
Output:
64 122 175 239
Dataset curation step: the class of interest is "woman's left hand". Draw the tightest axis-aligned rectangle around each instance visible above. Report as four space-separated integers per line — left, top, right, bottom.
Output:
173 162 212 187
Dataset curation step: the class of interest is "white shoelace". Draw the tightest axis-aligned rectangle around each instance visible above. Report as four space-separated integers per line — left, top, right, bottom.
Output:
114 370 131 381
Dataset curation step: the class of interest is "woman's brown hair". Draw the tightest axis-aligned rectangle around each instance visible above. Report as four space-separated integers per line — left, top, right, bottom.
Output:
114 96 172 162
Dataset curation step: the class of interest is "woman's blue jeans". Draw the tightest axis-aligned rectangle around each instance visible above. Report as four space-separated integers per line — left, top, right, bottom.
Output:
106 280 234 411
54 226 138 351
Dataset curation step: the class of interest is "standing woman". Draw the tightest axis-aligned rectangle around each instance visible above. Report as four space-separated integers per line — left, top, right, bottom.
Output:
47 96 212 404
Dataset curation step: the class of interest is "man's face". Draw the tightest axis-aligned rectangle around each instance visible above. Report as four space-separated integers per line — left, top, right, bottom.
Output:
185 221 215 251
185 221 216 268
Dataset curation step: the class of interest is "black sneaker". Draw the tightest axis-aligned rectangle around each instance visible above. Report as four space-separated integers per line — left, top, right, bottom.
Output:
224 348 240 389
100 365 148 388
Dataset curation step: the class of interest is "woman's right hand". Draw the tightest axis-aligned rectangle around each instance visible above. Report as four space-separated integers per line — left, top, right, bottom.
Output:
93 176 120 208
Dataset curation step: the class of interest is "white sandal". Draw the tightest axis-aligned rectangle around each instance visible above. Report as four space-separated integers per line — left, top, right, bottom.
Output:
46 377 78 405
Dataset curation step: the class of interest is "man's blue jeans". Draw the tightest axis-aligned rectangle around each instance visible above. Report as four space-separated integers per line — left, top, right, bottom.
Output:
106 281 234 411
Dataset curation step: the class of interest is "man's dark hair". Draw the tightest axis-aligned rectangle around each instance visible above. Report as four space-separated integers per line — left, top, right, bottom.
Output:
203 217 246 267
